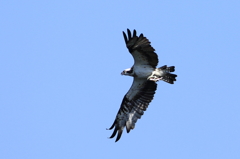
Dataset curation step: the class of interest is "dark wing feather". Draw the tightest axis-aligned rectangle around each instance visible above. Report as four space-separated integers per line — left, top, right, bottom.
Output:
123 29 159 68
108 78 157 142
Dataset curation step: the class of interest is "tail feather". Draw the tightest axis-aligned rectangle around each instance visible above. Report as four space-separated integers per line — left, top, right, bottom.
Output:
158 65 175 72
162 73 177 84
158 66 177 84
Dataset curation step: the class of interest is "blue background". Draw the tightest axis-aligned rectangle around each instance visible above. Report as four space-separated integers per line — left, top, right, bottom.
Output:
1 1 240 158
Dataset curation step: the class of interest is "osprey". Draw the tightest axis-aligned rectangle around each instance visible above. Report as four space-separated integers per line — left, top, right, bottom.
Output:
108 29 177 142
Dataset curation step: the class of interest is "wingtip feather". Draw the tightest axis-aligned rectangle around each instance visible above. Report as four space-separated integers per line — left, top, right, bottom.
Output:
127 29 132 39
109 127 118 139
133 29 137 37
123 31 128 44
115 127 123 142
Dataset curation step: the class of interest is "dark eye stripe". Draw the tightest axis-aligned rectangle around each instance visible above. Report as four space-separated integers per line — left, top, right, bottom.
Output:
127 69 133 73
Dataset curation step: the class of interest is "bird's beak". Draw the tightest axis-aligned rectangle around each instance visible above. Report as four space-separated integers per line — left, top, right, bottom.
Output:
121 71 124 75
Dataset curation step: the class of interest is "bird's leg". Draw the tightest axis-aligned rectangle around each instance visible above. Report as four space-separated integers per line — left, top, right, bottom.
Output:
147 74 163 82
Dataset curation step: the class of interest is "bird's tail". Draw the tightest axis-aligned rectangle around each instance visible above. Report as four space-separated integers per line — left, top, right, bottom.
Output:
158 65 177 84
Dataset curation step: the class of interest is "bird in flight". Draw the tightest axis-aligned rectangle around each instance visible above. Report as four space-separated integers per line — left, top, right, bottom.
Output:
108 29 177 142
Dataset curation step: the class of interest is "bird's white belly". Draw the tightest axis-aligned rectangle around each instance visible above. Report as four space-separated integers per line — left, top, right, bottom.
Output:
134 66 154 78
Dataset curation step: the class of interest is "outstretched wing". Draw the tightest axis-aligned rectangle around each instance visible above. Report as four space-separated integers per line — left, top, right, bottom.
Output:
123 29 159 68
108 78 157 142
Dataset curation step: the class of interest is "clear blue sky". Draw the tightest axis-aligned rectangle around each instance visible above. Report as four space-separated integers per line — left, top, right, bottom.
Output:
1 0 240 159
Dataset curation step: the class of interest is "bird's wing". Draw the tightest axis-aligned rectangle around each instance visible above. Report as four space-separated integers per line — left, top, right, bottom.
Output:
123 29 159 68
108 78 157 142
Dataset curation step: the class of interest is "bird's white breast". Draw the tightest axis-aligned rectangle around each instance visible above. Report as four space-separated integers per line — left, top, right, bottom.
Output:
133 65 154 78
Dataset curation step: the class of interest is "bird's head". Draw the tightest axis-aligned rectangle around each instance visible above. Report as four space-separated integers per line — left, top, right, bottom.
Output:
121 67 134 76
